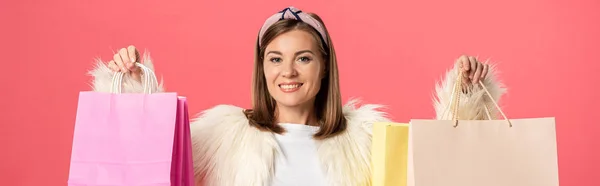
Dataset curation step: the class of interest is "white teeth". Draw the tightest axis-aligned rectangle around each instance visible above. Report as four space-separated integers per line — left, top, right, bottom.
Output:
280 84 301 89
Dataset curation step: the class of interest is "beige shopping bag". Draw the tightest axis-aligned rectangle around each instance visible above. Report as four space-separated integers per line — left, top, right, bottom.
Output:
407 71 559 186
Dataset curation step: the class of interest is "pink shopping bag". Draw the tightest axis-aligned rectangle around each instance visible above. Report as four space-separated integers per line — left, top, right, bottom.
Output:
68 62 194 186
68 91 194 186
171 97 195 186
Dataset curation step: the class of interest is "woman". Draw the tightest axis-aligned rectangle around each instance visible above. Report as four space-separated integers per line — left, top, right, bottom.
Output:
87 6 505 186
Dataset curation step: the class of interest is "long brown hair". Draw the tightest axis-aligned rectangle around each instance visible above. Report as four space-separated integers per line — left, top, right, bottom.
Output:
243 12 346 139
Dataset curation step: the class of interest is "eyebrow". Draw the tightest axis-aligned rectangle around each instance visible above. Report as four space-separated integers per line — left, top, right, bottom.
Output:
266 50 315 56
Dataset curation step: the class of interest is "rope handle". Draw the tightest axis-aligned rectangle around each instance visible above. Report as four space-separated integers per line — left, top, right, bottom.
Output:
110 62 158 94
441 66 512 127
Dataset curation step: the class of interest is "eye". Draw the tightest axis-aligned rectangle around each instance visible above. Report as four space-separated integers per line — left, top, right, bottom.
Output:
269 57 282 63
298 56 312 63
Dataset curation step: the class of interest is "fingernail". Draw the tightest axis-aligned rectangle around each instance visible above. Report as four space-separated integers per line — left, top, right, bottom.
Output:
131 58 136 63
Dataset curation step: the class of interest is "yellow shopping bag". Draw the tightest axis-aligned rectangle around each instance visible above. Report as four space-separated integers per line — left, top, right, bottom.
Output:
371 122 410 186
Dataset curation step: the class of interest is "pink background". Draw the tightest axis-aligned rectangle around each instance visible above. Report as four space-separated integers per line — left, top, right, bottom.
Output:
1 0 598 185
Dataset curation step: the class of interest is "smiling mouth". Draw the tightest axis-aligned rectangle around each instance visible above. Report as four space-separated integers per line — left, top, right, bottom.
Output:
278 83 303 93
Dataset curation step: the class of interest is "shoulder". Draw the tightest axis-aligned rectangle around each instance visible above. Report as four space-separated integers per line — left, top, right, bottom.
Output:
189 104 251 137
342 98 391 133
191 104 246 125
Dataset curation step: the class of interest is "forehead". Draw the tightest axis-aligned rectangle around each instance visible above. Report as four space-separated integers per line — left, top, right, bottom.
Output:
265 30 319 53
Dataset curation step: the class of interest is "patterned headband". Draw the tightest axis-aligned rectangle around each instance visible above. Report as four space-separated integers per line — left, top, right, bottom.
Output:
258 7 329 47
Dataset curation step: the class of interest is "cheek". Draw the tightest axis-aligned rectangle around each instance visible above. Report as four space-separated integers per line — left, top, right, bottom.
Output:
263 65 277 82
304 65 324 87
263 66 280 95
311 62 326 80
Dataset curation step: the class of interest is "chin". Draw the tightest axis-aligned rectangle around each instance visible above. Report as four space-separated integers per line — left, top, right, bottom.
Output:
274 97 308 108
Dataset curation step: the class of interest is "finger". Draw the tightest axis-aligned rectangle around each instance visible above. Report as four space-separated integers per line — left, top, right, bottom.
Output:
108 60 120 72
473 61 483 84
457 55 469 83
468 56 477 79
481 64 489 80
127 45 137 63
114 53 127 72
460 55 470 71
118 48 130 72
126 45 139 70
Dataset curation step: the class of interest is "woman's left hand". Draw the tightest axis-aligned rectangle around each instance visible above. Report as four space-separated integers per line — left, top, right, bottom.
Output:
456 55 488 86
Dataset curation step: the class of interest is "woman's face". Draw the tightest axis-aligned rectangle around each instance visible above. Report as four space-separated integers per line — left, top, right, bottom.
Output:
263 30 326 109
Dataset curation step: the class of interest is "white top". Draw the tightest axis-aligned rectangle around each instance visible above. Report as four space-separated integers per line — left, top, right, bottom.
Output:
271 123 328 186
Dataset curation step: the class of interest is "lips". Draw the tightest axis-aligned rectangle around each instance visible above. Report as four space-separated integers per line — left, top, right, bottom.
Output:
278 82 303 93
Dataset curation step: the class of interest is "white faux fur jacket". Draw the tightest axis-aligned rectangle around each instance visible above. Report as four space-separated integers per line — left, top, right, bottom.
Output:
87 53 506 186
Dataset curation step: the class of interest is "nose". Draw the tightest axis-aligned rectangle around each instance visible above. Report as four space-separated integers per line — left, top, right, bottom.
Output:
281 61 297 78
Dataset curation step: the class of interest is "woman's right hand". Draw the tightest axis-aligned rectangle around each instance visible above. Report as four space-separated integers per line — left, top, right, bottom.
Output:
108 45 142 82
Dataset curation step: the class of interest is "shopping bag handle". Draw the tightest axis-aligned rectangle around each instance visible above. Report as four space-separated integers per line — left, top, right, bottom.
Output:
443 65 512 127
110 62 158 94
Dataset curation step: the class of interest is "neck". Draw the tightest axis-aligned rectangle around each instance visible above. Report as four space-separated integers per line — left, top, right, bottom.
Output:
276 103 318 126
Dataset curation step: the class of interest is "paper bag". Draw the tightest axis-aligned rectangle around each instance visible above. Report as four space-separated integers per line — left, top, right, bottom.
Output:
371 122 410 186
171 97 195 186
68 63 195 186
407 117 559 186
406 72 559 186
